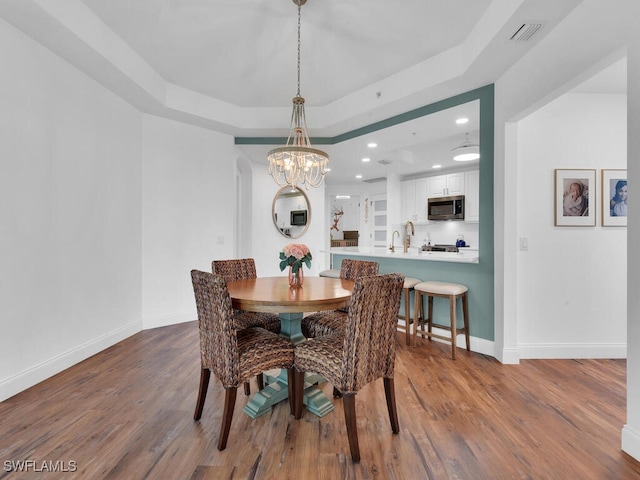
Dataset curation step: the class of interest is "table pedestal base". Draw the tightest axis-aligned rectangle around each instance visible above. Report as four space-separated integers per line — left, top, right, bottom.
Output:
242 312 335 419
242 371 335 418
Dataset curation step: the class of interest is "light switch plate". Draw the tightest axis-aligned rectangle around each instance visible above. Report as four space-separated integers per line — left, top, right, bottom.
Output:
519 236 528 251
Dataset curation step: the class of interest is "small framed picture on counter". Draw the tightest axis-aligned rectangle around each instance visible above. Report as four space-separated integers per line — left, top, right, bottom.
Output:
602 169 627 227
554 169 596 227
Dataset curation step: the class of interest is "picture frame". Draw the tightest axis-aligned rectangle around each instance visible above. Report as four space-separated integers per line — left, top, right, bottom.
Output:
554 169 596 226
602 169 627 226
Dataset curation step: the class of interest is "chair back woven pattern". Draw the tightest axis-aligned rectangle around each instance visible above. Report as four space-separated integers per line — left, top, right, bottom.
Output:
341 273 404 391
339 259 379 281
191 270 294 388
191 270 240 385
212 258 257 282
211 259 281 334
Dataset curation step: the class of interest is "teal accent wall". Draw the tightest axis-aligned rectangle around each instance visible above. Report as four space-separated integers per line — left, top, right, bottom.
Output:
236 85 495 341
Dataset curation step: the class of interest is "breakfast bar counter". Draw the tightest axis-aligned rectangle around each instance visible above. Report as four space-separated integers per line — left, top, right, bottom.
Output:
327 246 479 264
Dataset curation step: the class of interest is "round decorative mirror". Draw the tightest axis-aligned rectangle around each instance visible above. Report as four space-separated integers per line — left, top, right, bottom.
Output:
272 186 311 238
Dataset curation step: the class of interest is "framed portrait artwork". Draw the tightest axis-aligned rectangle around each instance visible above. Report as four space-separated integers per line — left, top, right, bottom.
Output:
554 169 596 226
602 169 627 226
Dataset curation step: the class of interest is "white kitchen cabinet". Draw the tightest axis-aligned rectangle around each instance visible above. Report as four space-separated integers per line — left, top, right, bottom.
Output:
401 178 428 222
464 169 480 222
427 172 465 197
401 179 416 220
415 178 428 221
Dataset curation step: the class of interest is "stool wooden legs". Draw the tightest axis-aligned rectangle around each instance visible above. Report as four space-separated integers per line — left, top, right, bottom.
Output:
462 293 470 354
413 291 470 359
448 294 457 359
403 288 412 346
398 287 420 346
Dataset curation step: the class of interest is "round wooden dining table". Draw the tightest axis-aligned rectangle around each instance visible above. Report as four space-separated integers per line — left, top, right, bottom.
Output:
226 276 354 418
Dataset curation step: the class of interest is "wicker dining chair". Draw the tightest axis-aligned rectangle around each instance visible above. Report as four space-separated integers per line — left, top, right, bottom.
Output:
293 273 404 462
191 270 295 451
301 258 379 339
213 258 281 395
212 259 281 334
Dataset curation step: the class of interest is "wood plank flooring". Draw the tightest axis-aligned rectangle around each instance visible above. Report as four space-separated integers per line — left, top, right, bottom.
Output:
1 321 639 479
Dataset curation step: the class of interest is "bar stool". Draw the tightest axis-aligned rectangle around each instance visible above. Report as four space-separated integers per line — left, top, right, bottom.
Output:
319 269 340 278
413 281 470 359
397 277 422 346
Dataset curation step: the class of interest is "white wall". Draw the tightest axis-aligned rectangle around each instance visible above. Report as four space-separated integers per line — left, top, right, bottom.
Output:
622 38 640 462
329 196 360 238
491 0 640 459
516 93 627 358
141 115 237 329
0 18 142 401
251 164 327 277
325 181 388 256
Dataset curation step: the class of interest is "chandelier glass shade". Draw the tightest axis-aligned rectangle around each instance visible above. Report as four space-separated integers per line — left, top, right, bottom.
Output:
267 0 328 189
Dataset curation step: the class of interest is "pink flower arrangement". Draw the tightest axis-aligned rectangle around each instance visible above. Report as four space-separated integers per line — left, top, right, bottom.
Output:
279 243 312 273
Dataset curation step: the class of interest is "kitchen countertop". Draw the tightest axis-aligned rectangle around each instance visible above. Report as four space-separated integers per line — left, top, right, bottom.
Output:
326 246 479 264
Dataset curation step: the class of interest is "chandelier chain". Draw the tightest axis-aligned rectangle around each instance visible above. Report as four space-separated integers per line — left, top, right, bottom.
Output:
266 0 328 190
296 0 301 97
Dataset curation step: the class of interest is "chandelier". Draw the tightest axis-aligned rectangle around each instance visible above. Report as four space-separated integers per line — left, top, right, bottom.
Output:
267 0 329 189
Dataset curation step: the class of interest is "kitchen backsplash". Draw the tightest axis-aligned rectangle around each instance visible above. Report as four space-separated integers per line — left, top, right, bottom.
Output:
395 221 479 249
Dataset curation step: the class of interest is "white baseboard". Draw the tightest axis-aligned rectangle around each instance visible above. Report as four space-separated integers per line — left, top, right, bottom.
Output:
496 347 521 364
0 320 141 403
142 310 196 330
519 342 627 359
622 425 640 462
409 324 496 359
469 336 495 358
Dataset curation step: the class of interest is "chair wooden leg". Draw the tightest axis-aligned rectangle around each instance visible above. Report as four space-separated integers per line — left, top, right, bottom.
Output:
450 296 457 360
243 382 251 396
217 387 237 451
286 367 296 416
383 377 400 434
342 393 360 462
193 367 211 421
257 373 265 391
293 369 305 419
462 292 470 351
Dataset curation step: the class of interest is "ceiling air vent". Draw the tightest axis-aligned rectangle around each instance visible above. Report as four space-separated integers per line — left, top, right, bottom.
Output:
510 23 541 42
363 177 387 183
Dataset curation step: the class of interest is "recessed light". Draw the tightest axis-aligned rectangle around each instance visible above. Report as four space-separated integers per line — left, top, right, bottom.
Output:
336 195 351 199
367 143 377 148
432 164 442 169
362 157 370 162
355 174 363 179
456 118 469 125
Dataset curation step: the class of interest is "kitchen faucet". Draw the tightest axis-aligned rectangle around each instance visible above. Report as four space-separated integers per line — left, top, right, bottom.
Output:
403 221 415 253
390 230 400 252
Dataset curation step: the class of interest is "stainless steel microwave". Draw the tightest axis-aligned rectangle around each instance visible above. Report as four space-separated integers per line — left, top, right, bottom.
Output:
427 195 465 221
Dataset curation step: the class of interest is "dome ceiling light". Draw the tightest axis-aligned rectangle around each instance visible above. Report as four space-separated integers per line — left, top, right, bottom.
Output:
451 132 480 162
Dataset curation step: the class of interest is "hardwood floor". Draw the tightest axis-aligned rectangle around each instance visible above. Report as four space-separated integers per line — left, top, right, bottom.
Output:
1 321 639 479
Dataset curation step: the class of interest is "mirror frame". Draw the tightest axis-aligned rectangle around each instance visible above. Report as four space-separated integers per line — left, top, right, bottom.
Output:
272 186 312 239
